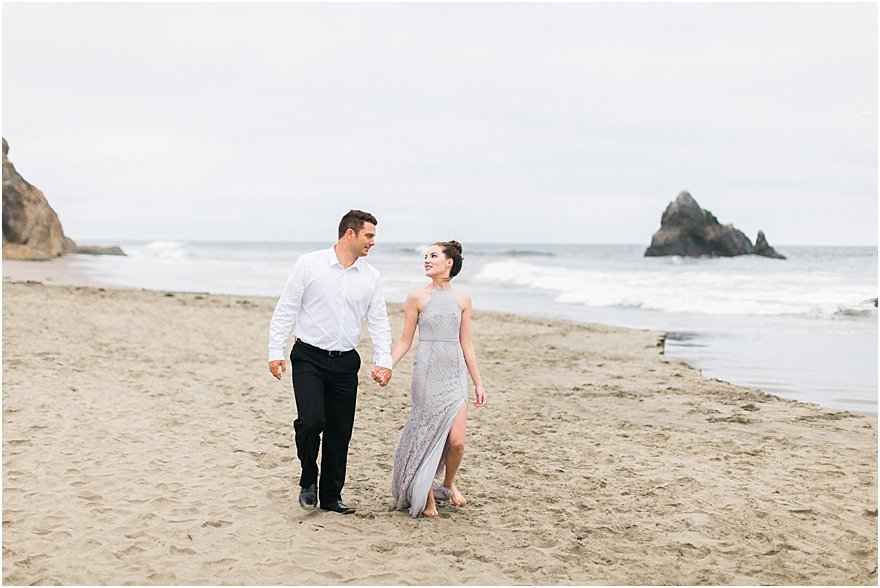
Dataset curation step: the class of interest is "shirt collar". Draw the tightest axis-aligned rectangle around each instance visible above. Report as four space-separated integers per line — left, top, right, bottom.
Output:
327 246 361 271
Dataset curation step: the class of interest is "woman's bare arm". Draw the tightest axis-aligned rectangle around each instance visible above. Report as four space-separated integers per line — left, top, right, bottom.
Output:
458 293 486 407
391 290 421 368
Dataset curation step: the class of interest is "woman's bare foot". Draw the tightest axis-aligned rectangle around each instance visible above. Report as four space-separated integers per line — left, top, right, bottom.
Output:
447 483 467 507
423 490 439 517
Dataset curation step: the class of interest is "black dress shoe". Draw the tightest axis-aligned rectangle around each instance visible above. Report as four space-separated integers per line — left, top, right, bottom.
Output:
320 500 356 514
298 484 317 508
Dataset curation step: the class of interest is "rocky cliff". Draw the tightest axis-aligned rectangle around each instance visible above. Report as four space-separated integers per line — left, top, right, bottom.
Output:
2 138 73 260
2 138 125 259
645 191 786 259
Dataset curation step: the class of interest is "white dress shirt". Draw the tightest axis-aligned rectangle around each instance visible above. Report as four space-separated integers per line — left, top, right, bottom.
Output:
268 247 393 369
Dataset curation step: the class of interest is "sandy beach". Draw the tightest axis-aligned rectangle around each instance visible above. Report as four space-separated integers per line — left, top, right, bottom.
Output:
2 277 877 585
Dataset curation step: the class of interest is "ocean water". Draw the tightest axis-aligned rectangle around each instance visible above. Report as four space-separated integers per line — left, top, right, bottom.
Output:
60 241 877 414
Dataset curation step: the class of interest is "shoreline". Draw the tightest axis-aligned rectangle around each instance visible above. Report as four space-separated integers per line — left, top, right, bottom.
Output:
2 278 876 584
4 273 874 420
3 256 874 416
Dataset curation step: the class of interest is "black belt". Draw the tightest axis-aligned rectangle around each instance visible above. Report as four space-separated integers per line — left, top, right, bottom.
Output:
295 339 355 357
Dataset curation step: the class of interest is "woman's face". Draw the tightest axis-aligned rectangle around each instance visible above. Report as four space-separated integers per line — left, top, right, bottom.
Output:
424 245 452 278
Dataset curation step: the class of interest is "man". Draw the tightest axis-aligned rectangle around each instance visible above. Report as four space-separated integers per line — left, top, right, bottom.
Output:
268 210 393 515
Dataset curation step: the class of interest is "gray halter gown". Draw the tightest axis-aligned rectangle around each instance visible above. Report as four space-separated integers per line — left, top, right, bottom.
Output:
391 287 468 517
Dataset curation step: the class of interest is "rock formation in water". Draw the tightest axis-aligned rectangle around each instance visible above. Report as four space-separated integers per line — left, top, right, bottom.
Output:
74 245 127 256
2 138 125 259
644 191 785 259
753 230 786 259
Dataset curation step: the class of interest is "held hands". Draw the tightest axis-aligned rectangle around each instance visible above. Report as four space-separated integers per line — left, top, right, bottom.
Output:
473 385 487 408
271 359 390 386
371 367 392 387
268 360 286 380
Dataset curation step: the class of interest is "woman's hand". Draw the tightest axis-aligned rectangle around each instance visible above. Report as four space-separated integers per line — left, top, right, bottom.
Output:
371 366 392 386
473 385 487 408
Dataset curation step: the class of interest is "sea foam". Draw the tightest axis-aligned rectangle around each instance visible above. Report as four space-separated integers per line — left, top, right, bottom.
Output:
474 258 877 319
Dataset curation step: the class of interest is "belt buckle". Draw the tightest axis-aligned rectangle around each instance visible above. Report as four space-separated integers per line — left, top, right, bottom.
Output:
328 349 342 357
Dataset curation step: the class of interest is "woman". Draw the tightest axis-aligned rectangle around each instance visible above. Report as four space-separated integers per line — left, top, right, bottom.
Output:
390 240 487 518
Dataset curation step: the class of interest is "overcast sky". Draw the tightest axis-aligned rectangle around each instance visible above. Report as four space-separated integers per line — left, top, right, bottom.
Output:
2 2 877 245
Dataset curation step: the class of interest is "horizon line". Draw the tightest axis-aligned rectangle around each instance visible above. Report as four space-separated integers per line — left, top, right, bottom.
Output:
65 238 880 249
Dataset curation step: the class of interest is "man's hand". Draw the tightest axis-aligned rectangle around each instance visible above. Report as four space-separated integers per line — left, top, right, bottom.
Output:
269 360 286 380
371 367 392 387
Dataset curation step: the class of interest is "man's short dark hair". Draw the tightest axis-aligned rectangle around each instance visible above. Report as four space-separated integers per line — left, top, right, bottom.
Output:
338 210 378 238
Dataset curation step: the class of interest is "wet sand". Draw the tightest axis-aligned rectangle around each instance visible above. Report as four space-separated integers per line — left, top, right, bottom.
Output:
2 278 877 584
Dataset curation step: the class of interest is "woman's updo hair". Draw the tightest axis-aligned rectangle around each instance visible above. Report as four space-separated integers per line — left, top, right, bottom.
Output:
434 240 464 278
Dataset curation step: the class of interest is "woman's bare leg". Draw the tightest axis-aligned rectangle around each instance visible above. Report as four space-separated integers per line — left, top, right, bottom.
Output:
423 487 438 517
442 403 468 507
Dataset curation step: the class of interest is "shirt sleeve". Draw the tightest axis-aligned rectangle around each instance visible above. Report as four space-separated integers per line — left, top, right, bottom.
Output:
365 276 393 369
268 257 306 361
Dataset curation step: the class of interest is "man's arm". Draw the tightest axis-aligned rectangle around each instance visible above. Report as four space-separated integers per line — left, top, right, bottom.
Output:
267 257 306 379
365 276 393 386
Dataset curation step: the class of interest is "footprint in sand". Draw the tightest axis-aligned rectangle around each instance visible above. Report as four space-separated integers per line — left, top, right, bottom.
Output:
118 544 147 556
77 491 103 503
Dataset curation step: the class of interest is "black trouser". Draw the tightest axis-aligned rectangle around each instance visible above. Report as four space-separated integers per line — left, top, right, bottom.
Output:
290 341 360 505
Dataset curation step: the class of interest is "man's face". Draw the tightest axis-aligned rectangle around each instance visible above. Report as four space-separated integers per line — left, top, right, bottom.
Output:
351 222 376 257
